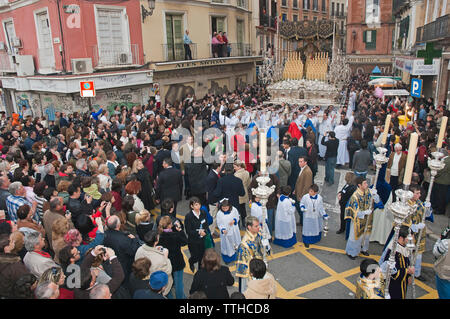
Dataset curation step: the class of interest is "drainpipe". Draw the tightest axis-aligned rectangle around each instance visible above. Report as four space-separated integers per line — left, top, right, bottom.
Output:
56 0 67 73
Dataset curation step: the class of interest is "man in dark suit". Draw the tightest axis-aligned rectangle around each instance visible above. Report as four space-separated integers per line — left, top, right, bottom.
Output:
283 138 308 191
213 163 245 214
153 141 172 180
103 215 141 281
155 157 183 213
206 161 224 237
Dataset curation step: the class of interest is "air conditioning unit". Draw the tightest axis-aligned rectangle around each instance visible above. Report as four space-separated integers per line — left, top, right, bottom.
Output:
14 55 35 76
11 37 22 48
117 52 132 65
71 58 93 74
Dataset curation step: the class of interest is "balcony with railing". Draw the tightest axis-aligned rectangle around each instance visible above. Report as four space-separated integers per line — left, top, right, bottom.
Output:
416 14 449 43
162 43 198 62
209 43 252 58
92 44 141 68
0 51 15 73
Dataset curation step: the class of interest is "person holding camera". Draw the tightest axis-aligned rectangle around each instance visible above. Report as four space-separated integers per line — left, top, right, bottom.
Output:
433 227 450 299
321 131 339 185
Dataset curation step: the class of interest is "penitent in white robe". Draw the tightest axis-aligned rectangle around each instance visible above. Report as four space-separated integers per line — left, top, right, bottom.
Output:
273 195 297 248
217 207 241 263
334 120 352 165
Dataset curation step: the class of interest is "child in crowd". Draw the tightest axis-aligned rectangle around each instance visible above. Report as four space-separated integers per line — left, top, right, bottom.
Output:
216 199 241 263
273 185 297 248
300 184 328 248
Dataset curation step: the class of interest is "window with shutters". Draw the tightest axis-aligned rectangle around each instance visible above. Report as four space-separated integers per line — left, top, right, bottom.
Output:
282 0 287 7
166 14 184 61
331 2 335 16
34 9 55 70
363 29 376 50
313 0 318 11
3 20 16 53
365 0 380 24
321 0 326 12
293 0 298 8
95 6 131 66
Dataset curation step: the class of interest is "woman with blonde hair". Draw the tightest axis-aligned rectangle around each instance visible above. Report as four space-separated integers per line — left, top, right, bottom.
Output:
57 180 71 204
37 266 73 299
135 209 153 241
97 164 112 192
52 218 71 264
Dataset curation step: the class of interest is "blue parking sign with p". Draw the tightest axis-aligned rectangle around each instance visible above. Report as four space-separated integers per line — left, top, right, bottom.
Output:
410 78 422 98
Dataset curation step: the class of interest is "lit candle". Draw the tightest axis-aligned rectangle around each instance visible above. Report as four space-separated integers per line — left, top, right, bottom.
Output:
403 132 418 186
260 130 267 173
381 114 391 145
437 116 448 149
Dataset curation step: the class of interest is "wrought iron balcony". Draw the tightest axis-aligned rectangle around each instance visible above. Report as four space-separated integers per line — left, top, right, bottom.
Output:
92 44 141 68
209 43 253 58
162 43 198 62
416 14 449 43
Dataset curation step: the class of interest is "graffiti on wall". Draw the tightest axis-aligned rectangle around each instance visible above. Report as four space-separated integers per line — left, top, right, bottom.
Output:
15 93 42 117
91 89 142 114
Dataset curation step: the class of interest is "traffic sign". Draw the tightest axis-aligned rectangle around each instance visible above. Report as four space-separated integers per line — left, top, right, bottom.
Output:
410 78 422 98
80 81 95 97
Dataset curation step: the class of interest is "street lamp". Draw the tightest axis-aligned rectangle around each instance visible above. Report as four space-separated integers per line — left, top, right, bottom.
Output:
142 0 155 23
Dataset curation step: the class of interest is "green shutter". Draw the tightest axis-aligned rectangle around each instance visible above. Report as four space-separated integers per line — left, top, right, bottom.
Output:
372 30 376 48
363 30 366 43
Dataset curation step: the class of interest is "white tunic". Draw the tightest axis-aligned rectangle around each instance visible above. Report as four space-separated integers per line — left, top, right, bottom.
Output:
300 194 326 238
250 202 270 238
217 207 241 258
334 120 352 165
274 196 297 240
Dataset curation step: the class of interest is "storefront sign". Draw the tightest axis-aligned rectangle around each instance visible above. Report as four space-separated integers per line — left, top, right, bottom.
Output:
394 57 440 75
412 58 440 75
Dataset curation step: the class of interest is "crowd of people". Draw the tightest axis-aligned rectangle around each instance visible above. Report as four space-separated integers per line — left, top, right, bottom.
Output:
0 72 449 300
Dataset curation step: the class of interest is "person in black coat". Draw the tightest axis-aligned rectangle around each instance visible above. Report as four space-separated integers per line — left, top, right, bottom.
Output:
189 248 234 299
283 138 308 190
212 164 245 212
336 172 357 234
153 142 171 179
155 157 183 213
184 197 209 272
133 159 155 211
206 162 221 206
185 148 209 206
157 215 188 299
127 257 152 298
103 216 141 281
